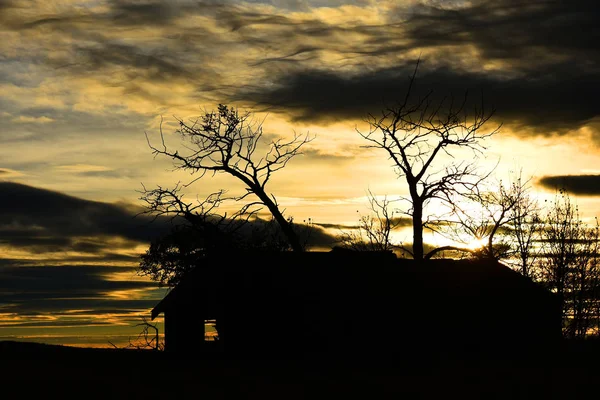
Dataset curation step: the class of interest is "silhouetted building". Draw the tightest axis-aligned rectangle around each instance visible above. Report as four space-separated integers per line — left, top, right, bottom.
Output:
151 249 561 358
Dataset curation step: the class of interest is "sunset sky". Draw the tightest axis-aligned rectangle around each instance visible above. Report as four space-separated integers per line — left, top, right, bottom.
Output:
1 0 599 347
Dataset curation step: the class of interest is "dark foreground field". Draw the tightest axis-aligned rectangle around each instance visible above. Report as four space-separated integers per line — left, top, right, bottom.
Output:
1 340 599 399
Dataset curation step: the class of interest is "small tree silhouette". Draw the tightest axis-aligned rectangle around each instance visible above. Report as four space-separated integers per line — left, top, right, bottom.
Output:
337 190 406 253
109 317 164 351
540 189 600 338
440 170 538 261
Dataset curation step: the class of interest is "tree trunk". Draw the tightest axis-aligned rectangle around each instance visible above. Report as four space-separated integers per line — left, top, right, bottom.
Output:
260 193 303 253
520 254 529 278
412 199 424 260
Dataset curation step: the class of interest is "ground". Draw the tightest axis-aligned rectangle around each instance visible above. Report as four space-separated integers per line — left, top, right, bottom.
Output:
1 340 599 399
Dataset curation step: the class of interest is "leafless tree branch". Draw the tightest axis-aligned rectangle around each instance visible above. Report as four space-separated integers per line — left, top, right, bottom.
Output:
143 104 315 253
358 60 500 259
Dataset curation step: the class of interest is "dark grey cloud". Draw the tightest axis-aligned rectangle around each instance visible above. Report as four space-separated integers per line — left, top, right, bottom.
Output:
313 222 356 230
0 229 71 251
226 0 600 135
389 217 413 227
0 265 145 295
237 61 600 135
243 0 369 11
537 175 600 196
216 7 304 32
0 1 362 96
1 0 192 30
0 265 163 314
108 0 182 25
5 298 161 315
301 224 338 249
107 0 242 27
0 182 339 254
72 41 194 83
0 3 220 93
59 253 142 264
3 320 114 328
2 0 597 144
0 182 174 250
402 0 599 64
315 217 420 232
0 0 14 10
236 64 412 123
0 224 149 259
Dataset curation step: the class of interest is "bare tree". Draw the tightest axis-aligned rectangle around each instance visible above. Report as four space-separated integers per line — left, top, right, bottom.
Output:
569 222 600 338
359 61 500 260
541 189 581 329
337 190 406 252
138 185 258 286
507 176 542 279
109 317 164 351
144 104 313 253
540 189 600 338
442 171 537 262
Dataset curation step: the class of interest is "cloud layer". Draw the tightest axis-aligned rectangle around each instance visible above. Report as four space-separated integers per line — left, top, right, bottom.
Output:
0 265 159 314
0 182 175 258
0 181 338 256
1 0 597 137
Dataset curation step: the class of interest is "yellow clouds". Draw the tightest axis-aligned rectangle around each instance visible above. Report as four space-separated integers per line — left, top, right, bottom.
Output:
54 164 112 172
0 167 24 178
11 115 55 124
1 0 599 220
0 236 144 267
102 288 152 300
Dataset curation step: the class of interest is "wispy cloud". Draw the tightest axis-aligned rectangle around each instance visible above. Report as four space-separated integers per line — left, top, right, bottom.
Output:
0 168 23 178
54 164 112 173
11 115 54 124
0 0 597 195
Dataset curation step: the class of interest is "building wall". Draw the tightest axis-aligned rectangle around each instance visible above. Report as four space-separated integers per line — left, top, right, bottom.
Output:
157 253 562 357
